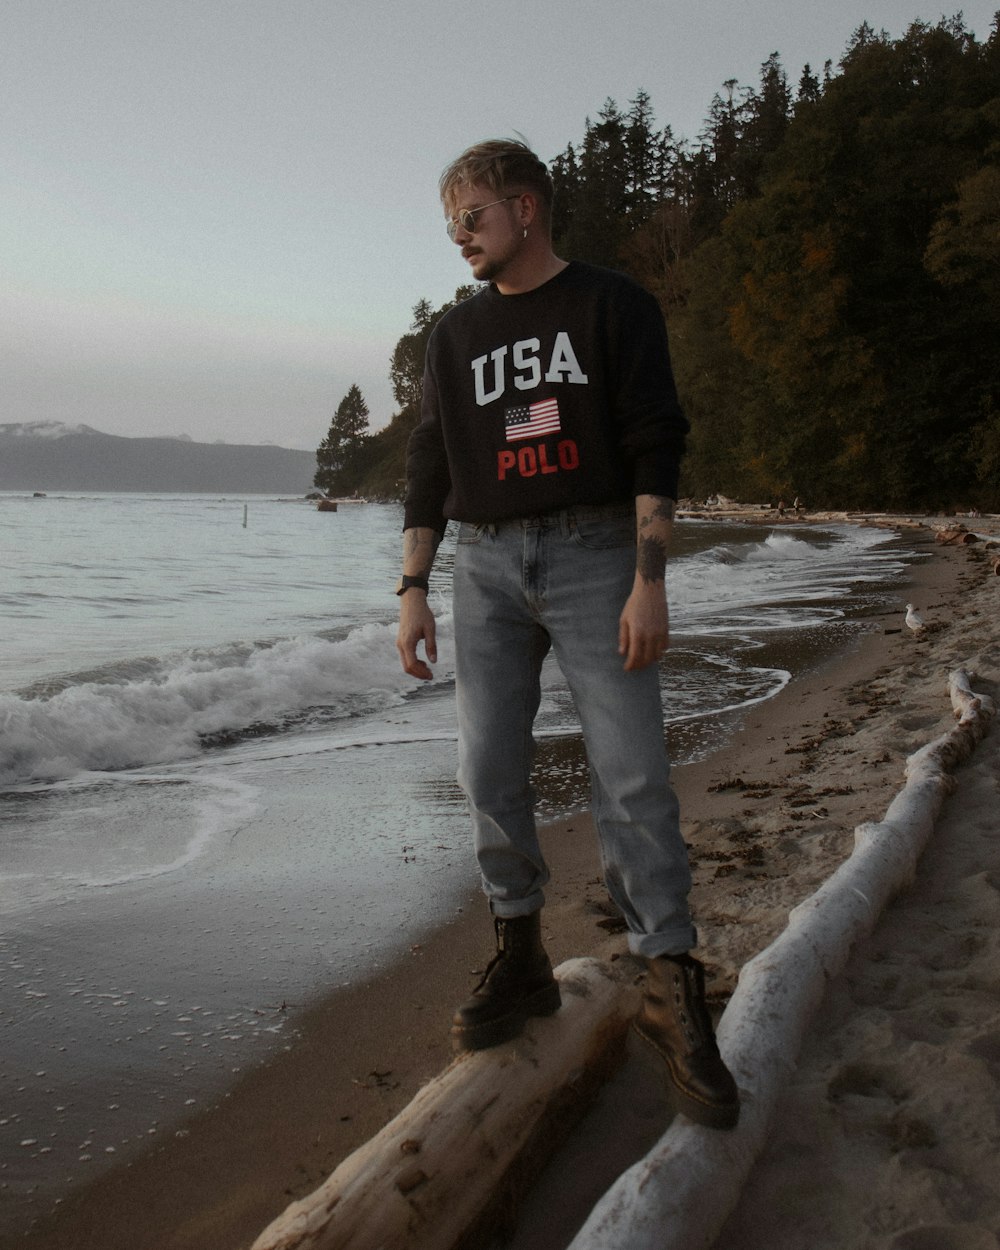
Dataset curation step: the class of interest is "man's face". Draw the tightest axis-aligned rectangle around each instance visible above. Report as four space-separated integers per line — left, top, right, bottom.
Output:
445 183 523 283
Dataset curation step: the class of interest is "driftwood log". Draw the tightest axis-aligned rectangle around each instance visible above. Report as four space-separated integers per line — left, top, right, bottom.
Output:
251 958 639 1250
935 526 979 545
568 668 996 1250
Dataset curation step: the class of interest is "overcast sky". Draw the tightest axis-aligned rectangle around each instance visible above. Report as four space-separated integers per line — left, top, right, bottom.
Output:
4 1 996 450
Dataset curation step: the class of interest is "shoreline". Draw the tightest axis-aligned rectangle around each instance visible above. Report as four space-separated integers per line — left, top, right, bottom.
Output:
8 517 997 1250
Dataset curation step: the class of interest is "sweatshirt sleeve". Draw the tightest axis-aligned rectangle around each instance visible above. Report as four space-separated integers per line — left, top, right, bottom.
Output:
402 349 451 534
612 285 689 501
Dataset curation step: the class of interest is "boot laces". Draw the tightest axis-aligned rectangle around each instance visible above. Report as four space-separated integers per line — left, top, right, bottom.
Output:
473 950 504 993
671 960 713 1049
471 918 514 993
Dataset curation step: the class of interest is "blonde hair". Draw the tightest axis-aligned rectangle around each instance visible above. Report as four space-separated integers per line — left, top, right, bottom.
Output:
439 138 553 225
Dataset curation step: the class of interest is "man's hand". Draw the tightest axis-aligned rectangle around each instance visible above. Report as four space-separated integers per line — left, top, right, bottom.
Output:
619 493 675 671
397 592 437 680
397 526 441 680
618 580 669 671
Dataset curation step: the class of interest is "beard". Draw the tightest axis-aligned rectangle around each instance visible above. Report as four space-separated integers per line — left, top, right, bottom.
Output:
465 234 523 284
466 250 502 282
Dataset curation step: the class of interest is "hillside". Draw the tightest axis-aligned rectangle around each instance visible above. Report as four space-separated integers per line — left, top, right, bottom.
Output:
0 423 316 494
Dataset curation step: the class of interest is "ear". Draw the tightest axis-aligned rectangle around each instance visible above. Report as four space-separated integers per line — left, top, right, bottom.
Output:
516 192 538 228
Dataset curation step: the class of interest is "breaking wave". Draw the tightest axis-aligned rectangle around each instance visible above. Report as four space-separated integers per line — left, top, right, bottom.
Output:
0 621 456 786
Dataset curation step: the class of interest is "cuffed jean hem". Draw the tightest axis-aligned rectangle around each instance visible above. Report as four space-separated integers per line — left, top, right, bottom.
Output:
489 892 546 920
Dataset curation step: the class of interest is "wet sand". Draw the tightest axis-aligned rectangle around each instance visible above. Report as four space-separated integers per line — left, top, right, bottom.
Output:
7 515 999 1250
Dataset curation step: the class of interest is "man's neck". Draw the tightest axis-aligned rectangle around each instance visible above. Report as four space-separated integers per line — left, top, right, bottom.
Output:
494 251 568 296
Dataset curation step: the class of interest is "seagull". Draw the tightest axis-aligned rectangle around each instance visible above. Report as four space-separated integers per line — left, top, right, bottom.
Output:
905 603 926 635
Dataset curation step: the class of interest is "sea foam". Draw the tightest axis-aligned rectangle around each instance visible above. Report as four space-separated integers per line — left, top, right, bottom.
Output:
0 620 456 786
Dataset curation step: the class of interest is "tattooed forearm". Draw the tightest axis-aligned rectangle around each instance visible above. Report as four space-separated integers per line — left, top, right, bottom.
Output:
636 533 668 584
634 495 675 585
637 497 677 529
403 527 441 577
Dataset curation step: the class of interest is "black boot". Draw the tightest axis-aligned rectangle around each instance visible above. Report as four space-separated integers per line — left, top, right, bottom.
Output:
451 912 561 1052
633 953 740 1130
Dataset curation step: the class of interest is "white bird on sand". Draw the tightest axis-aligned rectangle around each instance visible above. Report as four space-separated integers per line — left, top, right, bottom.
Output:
905 603 926 635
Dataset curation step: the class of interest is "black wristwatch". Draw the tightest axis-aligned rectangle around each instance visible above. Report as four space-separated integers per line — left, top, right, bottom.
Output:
395 575 429 596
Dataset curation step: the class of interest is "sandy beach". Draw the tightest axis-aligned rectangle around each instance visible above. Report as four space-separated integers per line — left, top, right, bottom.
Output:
8 514 999 1250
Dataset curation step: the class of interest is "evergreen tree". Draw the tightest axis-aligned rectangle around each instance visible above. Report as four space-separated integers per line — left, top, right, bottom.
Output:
555 99 632 266
346 288 475 500
687 80 746 239
737 53 792 197
314 384 371 496
671 235 759 500
624 89 660 221
549 142 580 247
389 298 436 411
389 289 474 413
796 63 823 108
552 92 684 275
676 14 1000 508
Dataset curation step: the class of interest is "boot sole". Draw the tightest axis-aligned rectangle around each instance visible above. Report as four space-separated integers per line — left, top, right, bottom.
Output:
451 982 562 1053
633 1019 740 1131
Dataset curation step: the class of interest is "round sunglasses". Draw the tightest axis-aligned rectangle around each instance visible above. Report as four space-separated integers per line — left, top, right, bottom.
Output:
446 195 518 241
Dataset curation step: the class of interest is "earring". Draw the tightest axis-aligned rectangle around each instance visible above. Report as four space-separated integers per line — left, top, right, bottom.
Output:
523 227 528 240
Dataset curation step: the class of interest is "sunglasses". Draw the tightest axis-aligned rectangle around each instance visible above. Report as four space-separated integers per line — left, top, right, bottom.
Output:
446 195 518 241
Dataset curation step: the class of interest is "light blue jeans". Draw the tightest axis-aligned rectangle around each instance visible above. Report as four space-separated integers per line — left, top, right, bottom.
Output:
452 502 696 959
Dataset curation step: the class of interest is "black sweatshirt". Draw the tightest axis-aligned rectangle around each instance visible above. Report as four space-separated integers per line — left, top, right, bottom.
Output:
403 261 689 533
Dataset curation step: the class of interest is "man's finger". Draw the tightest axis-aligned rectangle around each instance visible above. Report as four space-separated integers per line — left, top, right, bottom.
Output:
618 618 630 658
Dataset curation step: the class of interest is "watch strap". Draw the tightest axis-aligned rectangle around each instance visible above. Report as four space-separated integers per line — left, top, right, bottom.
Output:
396 574 429 596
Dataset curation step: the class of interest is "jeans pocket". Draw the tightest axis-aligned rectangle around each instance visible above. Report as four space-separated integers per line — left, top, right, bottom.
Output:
570 515 636 551
457 521 486 545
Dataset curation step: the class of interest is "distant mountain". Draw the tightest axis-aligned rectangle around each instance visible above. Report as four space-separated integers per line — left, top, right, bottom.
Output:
0 423 316 493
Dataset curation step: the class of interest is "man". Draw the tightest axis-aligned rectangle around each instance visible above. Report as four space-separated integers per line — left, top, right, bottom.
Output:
396 139 738 1130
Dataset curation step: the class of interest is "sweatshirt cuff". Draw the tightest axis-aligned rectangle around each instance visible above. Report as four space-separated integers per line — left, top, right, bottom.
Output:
633 460 681 502
403 506 448 535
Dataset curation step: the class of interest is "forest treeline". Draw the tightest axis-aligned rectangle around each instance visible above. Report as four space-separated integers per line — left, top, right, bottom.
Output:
318 15 1000 511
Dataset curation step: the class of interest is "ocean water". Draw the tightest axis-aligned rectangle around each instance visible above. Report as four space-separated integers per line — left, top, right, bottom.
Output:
1 493 911 781
0 492 917 1222
0 493 919 920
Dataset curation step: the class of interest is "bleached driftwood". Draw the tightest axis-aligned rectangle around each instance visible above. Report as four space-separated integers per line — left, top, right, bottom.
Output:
935 526 979 545
568 668 995 1250
251 958 639 1250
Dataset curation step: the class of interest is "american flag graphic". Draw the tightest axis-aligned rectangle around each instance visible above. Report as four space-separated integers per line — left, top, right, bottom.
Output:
504 397 561 441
